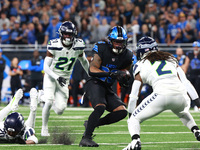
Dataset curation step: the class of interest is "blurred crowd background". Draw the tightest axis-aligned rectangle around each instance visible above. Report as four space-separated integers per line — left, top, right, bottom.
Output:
1 0 200 109
1 0 200 45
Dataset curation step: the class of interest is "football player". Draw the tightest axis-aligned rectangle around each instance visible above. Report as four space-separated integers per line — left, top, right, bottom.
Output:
123 36 200 150
0 88 38 144
41 21 89 136
79 26 133 147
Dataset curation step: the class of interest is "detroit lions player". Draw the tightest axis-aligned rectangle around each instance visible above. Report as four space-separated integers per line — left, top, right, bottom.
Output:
123 36 200 150
0 88 38 144
79 26 133 147
41 21 89 136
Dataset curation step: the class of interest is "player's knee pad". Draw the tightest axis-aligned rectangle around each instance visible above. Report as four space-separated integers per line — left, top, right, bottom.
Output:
45 99 54 106
54 103 66 115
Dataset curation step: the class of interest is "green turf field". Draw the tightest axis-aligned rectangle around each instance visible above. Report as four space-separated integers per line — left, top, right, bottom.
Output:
1 105 200 150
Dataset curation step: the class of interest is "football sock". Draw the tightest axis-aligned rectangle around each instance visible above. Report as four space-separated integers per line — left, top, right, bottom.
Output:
0 105 11 122
25 110 36 128
85 105 105 138
191 126 199 133
42 101 51 127
132 134 140 140
97 109 127 126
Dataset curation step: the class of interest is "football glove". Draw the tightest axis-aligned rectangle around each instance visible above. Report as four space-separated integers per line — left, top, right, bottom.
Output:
110 70 131 87
57 77 67 87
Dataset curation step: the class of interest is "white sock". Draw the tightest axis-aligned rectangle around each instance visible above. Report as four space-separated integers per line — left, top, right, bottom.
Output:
0 105 11 121
25 110 36 128
128 117 141 137
42 101 52 127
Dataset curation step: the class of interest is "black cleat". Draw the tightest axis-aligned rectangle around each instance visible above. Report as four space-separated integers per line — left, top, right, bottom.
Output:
195 130 200 141
79 136 99 147
134 141 141 150
83 120 88 136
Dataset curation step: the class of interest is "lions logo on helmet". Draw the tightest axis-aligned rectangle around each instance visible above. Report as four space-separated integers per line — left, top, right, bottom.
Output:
136 36 158 60
4 112 25 137
58 21 77 46
107 26 128 55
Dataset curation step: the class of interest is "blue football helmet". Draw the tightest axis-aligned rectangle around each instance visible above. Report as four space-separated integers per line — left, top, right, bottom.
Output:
136 36 158 60
4 112 25 136
58 21 77 46
193 41 200 47
107 26 128 54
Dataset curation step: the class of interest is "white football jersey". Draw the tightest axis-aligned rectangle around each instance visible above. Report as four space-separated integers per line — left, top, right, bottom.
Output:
0 121 37 143
133 59 186 95
47 38 85 79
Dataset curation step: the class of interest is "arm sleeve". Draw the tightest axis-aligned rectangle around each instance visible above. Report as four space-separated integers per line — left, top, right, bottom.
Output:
43 57 59 80
177 66 199 100
78 52 89 74
127 80 142 114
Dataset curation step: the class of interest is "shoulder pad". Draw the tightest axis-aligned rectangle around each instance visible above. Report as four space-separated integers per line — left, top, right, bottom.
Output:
47 39 63 51
24 127 35 141
97 41 106 44
73 38 86 50
132 62 141 77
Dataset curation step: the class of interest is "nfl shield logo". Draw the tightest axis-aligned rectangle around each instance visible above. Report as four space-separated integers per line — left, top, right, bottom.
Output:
112 58 115 61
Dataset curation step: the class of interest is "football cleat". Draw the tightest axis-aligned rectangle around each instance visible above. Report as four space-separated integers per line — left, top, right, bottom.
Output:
79 136 99 147
41 126 50 136
194 129 200 141
83 120 88 136
122 139 141 150
9 89 23 111
30 88 38 111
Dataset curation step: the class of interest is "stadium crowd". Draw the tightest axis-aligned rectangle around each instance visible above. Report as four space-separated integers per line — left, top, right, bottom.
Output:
1 0 200 45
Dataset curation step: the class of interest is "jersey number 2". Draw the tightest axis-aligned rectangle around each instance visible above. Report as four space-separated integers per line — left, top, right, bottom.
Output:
156 60 172 76
55 57 75 71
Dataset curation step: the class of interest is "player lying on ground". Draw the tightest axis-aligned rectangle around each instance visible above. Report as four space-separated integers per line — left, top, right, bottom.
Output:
0 88 39 144
123 36 200 150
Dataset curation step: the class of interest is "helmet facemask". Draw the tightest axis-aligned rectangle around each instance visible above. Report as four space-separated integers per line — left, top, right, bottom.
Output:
107 26 128 55
61 31 75 46
111 39 127 54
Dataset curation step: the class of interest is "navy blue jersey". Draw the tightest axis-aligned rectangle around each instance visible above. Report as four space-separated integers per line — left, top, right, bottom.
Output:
92 41 133 85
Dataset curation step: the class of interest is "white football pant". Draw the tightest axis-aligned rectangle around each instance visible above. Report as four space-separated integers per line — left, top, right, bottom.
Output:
128 92 197 137
42 74 69 127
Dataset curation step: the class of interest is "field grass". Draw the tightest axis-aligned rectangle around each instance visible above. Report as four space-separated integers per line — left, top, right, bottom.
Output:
1 105 200 150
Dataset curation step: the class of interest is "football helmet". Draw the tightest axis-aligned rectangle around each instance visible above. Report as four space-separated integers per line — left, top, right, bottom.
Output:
136 36 158 60
58 21 77 46
107 26 128 54
193 41 200 47
4 112 25 137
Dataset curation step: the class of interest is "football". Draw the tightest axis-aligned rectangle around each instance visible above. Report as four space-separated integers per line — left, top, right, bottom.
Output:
120 69 131 79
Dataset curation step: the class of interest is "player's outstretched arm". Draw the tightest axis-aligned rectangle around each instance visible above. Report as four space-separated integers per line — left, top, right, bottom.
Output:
177 66 200 107
78 52 89 74
128 73 143 115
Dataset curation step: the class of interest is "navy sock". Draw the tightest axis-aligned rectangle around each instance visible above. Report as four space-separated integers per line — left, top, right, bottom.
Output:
85 105 105 138
97 110 127 126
